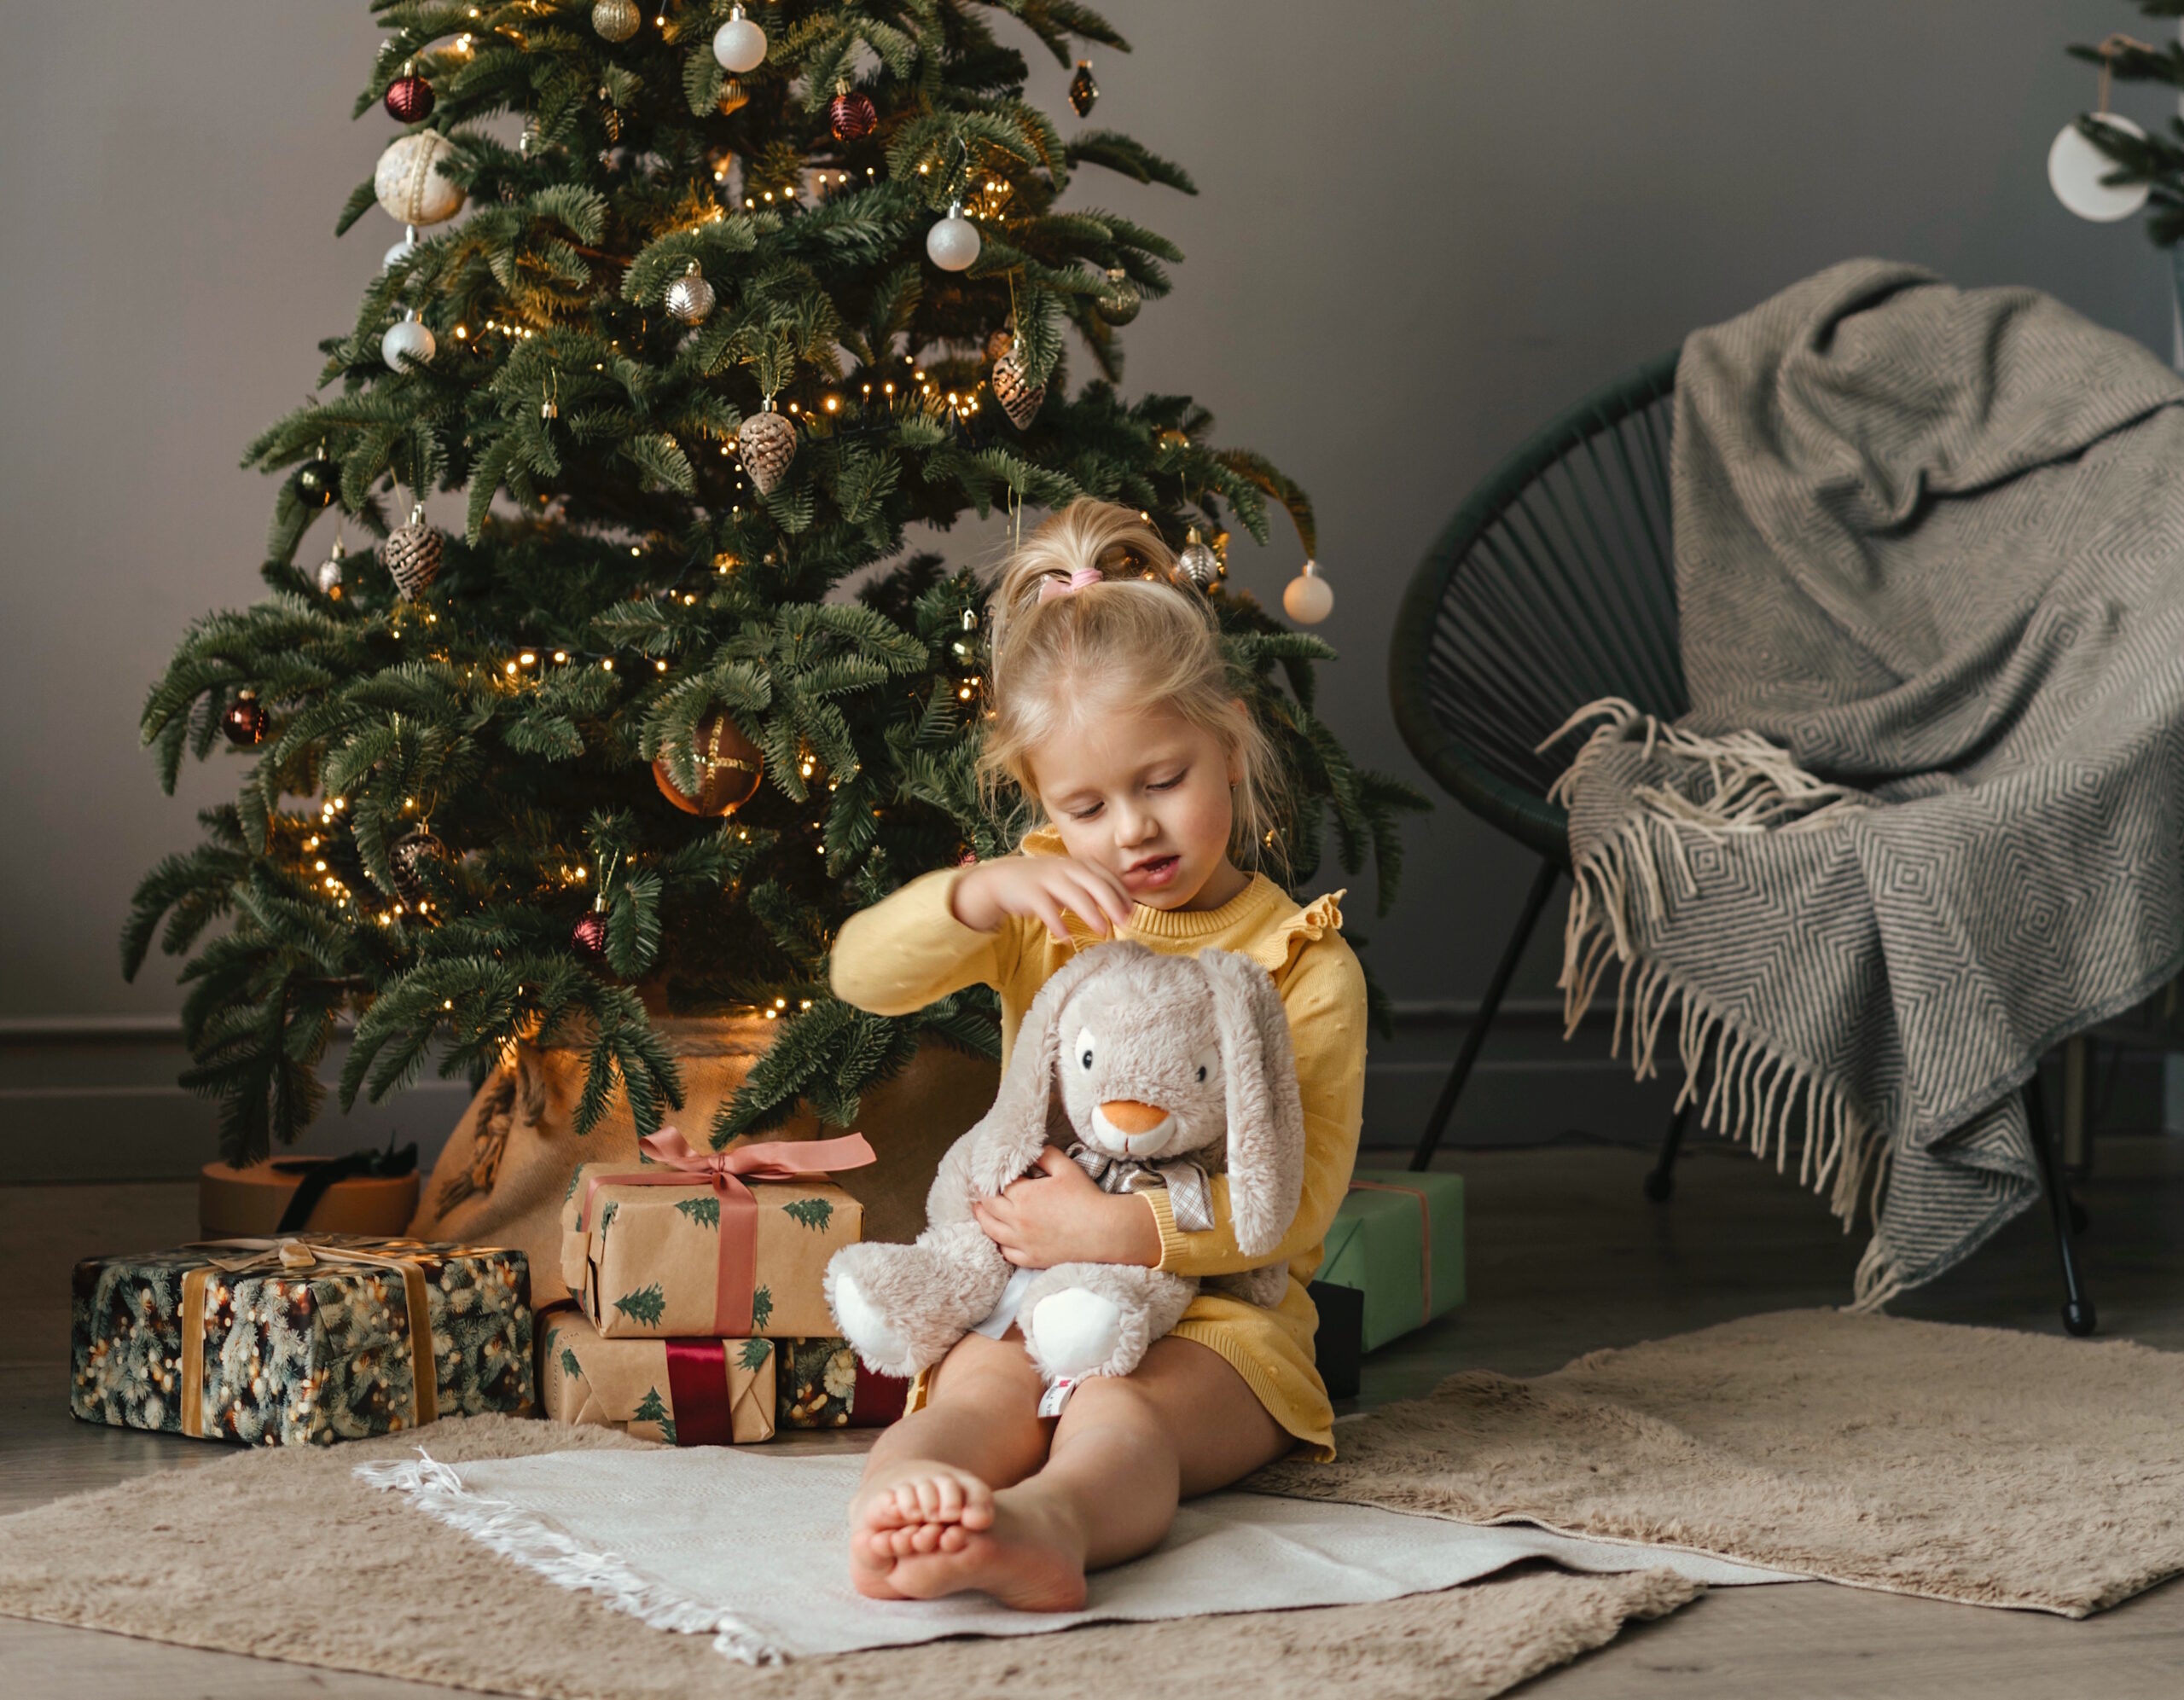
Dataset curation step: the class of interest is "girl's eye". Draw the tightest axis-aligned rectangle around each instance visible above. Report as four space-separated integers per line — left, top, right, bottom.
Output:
1069 803 1103 821
1148 770 1185 791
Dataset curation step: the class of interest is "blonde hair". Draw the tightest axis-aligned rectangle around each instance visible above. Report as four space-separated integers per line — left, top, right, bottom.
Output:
978 499 1287 869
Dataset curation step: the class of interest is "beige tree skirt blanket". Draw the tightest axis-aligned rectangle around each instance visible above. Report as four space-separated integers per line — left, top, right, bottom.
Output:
1257 1308 2184 1616
0 1415 1694 1700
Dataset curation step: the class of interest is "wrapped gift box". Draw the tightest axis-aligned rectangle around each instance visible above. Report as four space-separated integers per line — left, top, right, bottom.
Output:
70 1234 531 1446
560 1131 870 1341
538 1308 775 1445
775 1337 909 1430
1314 1169 1465 1355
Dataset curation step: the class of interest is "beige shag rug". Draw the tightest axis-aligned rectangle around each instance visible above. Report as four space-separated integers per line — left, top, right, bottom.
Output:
1256 1308 2184 1616
0 1413 1694 1700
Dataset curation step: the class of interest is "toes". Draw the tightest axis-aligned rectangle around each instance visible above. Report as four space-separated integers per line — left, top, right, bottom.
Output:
938 1524 969 1552
933 1475 964 1521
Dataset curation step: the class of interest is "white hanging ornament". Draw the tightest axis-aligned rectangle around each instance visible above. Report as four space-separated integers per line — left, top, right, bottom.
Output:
926 199 980 270
665 262 716 324
373 131 466 227
315 538 347 599
1283 559 1333 624
713 4 767 74
382 226 418 270
2049 114 2149 222
2050 38 2153 223
381 312 436 371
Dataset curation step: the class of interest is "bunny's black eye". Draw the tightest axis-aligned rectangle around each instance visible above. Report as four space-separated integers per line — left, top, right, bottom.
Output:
1075 1027 1096 1070
1082 1050 1094 1069
1195 1065 1207 1082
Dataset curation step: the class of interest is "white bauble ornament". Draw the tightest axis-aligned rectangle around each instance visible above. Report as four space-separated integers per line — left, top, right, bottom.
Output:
1283 560 1333 624
2048 114 2149 223
374 131 466 227
665 265 716 324
316 540 347 598
383 229 418 270
382 316 437 371
926 200 980 271
713 5 767 74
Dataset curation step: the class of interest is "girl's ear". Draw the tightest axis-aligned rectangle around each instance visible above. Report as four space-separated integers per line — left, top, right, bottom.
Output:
1196 948 1305 1257
960 943 1112 1198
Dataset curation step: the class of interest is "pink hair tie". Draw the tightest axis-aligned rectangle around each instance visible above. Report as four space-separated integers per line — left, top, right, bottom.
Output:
1037 566 1103 602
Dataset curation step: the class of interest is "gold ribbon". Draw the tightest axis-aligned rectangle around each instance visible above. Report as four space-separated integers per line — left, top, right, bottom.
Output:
177 1235 448 1440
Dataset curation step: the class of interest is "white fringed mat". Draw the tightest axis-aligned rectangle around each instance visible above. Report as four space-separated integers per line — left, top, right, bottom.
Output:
358 1446 1802 1662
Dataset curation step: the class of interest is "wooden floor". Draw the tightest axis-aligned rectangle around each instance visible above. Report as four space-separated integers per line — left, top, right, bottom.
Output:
6 1130 2183 1697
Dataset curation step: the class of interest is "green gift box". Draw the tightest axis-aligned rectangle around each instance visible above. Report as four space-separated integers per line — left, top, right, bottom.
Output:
1315 1169 1465 1353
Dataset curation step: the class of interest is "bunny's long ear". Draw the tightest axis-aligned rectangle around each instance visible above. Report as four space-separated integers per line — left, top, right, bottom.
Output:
1198 948 1306 1257
957 943 1113 1198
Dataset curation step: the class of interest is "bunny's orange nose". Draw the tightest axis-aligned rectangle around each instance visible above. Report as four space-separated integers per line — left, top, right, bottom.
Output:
1097 1099 1169 1134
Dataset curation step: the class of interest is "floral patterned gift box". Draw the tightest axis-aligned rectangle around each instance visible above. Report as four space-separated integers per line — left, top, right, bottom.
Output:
538 1308 775 1444
775 1336 909 1430
70 1234 531 1447
561 1128 871 1341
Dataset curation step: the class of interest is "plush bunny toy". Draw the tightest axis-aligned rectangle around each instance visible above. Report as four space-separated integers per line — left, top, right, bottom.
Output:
825 941 1306 1406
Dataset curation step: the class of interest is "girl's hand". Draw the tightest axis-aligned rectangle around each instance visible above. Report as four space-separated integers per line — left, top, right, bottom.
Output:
950 854 1135 942
972 1147 1163 1268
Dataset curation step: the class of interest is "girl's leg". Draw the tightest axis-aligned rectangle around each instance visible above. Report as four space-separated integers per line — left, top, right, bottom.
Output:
846 1329 1048 1598
881 1334 1292 1610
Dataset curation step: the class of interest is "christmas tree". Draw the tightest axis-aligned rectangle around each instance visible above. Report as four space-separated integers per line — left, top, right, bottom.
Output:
125 0 1424 1164
2068 9 2184 241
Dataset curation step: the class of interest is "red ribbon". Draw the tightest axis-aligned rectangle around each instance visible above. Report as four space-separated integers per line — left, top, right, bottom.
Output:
578 1126 875 1336
664 1338 740 1447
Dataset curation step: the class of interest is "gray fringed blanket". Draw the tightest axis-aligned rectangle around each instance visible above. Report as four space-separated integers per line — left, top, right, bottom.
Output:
1548 259 2184 1306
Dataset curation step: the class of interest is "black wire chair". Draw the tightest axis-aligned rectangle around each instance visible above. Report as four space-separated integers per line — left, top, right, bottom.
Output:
1387 352 2095 1334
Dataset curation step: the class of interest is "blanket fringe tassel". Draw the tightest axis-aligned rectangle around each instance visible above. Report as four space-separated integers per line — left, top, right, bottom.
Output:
1538 699 1904 1312
356 1450 788 1665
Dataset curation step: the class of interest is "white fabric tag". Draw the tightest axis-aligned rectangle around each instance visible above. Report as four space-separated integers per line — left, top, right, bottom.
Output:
1037 1376 1077 1418
969 1266 1038 1340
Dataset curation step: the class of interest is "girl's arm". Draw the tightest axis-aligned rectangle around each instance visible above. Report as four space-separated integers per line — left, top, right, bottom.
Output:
828 864 1019 1013
1141 939 1368 1276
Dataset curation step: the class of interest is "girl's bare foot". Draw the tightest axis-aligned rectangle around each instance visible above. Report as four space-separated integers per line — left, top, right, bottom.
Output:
883 1483 1089 1612
846 1460 995 1599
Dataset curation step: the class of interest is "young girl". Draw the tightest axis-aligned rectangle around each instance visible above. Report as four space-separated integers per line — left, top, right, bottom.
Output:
828 498 1367 1611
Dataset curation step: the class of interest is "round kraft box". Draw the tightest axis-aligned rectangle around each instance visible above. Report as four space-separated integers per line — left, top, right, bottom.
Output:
199 1158 421 1239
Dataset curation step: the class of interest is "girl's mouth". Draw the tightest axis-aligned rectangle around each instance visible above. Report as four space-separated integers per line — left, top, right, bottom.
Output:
1124 854 1182 890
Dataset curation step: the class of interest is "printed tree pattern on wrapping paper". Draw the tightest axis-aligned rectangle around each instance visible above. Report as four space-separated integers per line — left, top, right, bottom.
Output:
564 1168 584 1204
676 1194 722 1230
613 1282 666 1327
560 1346 582 1382
738 1337 772 1372
634 1384 676 1446
751 1285 773 1331
781 1197 834 1232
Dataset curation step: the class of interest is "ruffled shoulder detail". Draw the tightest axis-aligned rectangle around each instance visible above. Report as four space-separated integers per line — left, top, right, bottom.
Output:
1018 823 1066 856
1243 888 1347 982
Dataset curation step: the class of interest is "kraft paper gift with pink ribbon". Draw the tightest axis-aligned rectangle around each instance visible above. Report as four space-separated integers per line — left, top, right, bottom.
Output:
560 1128 871 1340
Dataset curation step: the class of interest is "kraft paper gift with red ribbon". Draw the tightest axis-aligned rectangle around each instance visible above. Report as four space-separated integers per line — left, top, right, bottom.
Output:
1315 1169 1467 1354
538 1308 777 1445
560 1127 871 1340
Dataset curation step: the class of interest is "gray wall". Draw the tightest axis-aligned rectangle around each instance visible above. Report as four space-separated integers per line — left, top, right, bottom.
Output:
3 2 2173 1175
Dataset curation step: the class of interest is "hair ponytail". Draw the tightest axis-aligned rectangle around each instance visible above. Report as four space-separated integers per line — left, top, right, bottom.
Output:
976 499 1287 870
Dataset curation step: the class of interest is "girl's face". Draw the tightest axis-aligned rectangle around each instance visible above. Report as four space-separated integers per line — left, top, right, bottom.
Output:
1028 707 1246 911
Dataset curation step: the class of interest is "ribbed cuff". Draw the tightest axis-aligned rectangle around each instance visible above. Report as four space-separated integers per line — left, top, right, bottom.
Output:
1145 1190 1192 1272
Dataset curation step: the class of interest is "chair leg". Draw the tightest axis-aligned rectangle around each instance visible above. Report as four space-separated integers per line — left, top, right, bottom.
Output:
1644 1098 1691 1202
1410 856 1561 1173
2024 1070 2096 1337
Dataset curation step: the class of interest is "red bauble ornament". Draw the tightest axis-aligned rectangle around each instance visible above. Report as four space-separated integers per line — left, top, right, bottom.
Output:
384 73 435 124
828 83 877 142
222 692 267 747
571 908 609 962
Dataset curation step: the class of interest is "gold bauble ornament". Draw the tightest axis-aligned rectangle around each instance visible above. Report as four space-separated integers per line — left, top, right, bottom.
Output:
591 0 641 43
653 714 764 815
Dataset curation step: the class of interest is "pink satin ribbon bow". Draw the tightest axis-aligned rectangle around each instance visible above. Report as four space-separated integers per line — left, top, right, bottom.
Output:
1037 566 1103 601
579 1126 876 1334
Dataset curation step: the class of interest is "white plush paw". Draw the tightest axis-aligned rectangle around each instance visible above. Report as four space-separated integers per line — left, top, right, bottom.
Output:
829 1273 907 1366
1026 1286 1124 1378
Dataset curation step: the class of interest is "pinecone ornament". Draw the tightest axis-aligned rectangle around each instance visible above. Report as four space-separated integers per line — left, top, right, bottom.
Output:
985 324 1014 363
390 828 449 908
571 908 609 962
737 409 798 496
990 349 1046 430
380 505 444 601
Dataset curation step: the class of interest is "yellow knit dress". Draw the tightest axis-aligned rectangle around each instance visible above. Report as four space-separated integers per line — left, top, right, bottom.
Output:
828 827 1367 1459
